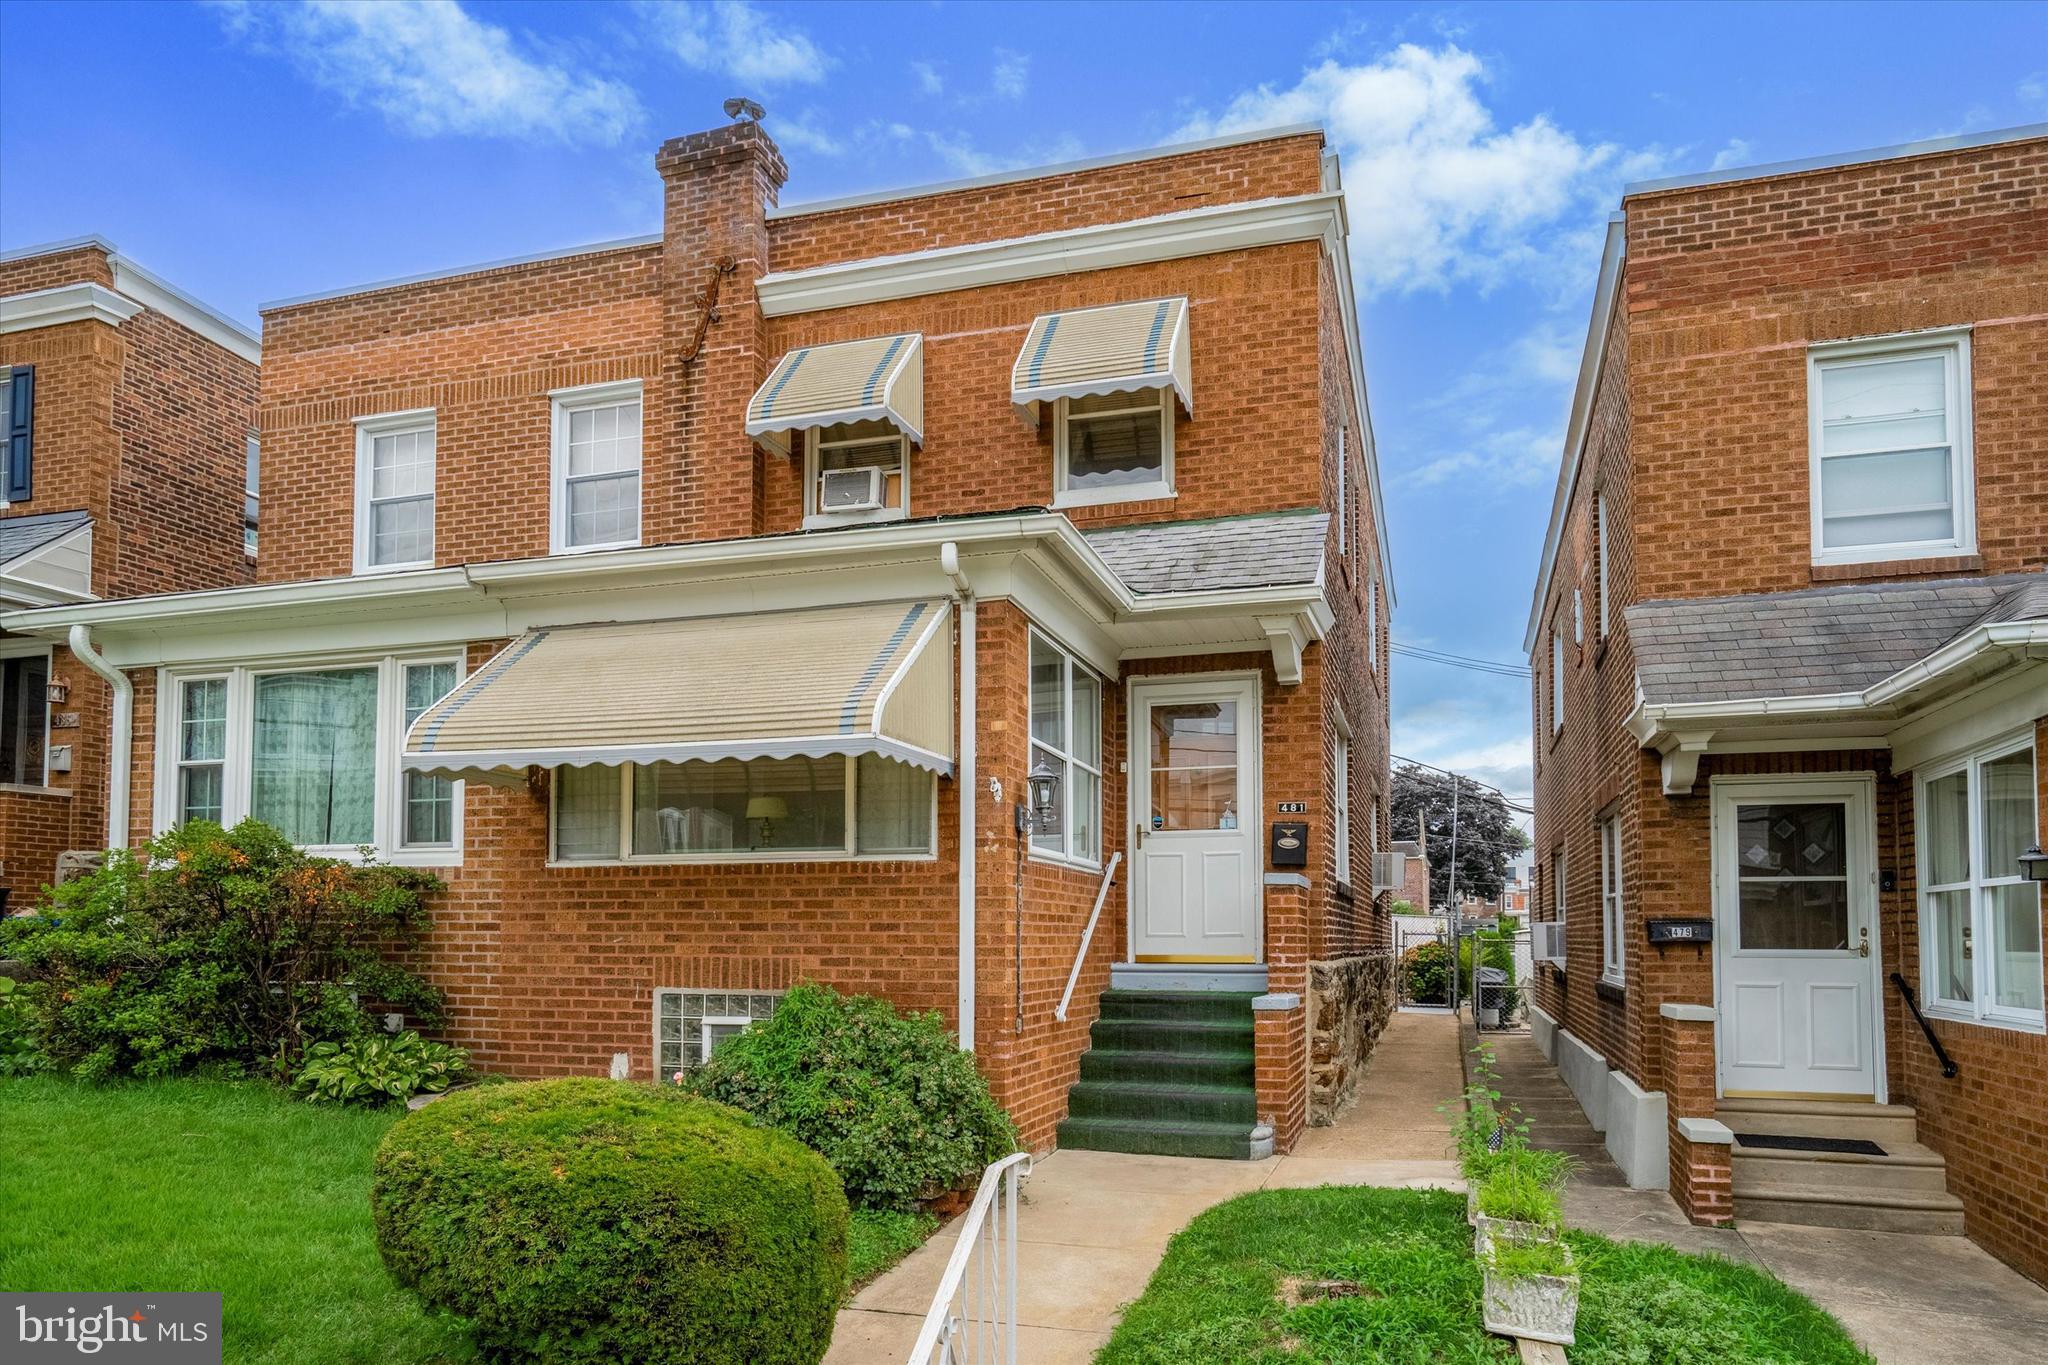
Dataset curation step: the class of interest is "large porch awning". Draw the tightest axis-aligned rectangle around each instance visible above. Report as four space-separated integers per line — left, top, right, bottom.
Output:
1011 296 1191 425
746 332 924 456
402 599 954 780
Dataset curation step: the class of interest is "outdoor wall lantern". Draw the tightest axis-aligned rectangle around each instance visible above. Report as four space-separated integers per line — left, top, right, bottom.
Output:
1017 756 1062 834
2020 844 2048 883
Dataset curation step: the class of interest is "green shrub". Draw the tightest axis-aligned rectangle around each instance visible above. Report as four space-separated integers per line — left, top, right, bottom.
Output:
294 1029 469 1105
1401 939 1451 1003
373 1078 846 1365
689 982 1017 1211
0 820 443 1082
0 976 45 1076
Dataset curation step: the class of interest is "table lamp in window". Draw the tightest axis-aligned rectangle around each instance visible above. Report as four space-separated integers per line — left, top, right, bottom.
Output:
746 795 789 848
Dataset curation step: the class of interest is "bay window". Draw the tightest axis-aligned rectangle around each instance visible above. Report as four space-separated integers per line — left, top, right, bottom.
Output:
1919 734 2042 1031
156 654 463 862
1028 630 1104 865
551 753 934 863
1809 330 1973 566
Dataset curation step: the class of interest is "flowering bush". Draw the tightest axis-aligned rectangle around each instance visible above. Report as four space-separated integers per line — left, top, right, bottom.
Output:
0 820 445 1081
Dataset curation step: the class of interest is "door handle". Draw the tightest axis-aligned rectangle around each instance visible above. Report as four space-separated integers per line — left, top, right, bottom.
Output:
1858 943 1869 958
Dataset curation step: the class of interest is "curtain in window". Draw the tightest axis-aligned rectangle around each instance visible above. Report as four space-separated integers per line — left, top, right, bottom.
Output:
251 668 378 845
856 754 931 854
1982 750 2042 1012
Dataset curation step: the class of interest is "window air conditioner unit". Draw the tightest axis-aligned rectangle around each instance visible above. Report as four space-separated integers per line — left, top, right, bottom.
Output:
1532 921 1567 966
819 465 884 512
1370 850 1404 894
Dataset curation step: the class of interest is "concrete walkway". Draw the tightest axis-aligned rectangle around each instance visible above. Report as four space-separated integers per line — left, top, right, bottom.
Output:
1475 1021 2048 1364
826 1008 1464 1363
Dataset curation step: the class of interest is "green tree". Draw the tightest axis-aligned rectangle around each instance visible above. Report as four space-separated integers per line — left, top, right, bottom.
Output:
1390 764 1528 905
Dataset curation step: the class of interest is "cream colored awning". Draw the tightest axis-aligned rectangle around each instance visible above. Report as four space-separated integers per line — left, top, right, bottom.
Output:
1011 297 1190 426
402 600 953 779
746 333 924 455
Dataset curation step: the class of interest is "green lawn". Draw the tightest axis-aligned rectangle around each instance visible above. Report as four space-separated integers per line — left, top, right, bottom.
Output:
1 1077 933 1363
1096 1186 1873 1365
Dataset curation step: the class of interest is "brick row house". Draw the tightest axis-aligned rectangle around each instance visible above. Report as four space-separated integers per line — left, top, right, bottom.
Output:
0 238 259 911
0 121 1398 1156
1525 126 2047 1283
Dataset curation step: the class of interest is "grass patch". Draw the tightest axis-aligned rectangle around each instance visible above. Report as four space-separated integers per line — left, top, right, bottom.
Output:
0 1077 473 1364
848 1207 939 1292
1097 1185 1872 1365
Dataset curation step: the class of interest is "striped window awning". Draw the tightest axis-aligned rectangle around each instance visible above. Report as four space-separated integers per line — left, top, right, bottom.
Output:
746 333 924 456
1011 297 1191 426
401 600 954 780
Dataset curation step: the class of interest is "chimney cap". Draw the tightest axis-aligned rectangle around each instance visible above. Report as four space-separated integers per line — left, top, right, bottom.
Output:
723 97 766 123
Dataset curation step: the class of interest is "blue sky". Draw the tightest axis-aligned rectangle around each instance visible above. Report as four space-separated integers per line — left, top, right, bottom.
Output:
3 1 2044 815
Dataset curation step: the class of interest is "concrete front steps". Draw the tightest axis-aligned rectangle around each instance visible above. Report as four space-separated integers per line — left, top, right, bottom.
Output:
1057 989 1265 1160
1720 1097 1967 1235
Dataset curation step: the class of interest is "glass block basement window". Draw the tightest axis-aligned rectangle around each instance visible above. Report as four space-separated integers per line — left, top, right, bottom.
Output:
657 989 782 1077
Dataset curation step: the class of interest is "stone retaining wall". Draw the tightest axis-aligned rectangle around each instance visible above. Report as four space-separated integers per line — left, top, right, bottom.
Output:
1307 951 1396 1125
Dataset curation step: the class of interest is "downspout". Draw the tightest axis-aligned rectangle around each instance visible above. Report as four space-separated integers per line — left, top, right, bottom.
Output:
67 624 132 850
941 543 976 1052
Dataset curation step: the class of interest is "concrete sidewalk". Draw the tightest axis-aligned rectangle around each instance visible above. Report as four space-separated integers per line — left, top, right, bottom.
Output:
825 1008 1464 1364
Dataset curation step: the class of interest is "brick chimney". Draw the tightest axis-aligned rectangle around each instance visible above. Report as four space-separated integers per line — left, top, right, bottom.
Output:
656 121 788 542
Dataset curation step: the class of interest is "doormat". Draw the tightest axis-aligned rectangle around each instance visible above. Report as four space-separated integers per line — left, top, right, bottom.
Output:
1735 1132 1885 1156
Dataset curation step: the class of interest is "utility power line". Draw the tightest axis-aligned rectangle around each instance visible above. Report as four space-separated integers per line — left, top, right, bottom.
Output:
1390 640 1532 678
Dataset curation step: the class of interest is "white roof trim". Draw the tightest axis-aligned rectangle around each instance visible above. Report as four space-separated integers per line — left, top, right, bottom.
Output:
769 123 1324 220
1626 123 2048 198
261 234 663 313
1524 215 1626 655
0 282 144 333
0 234 120 263
109 257 260 363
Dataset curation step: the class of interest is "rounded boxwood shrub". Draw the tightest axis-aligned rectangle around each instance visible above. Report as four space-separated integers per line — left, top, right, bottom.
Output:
689 982 1018 1211
372 1078 847 1365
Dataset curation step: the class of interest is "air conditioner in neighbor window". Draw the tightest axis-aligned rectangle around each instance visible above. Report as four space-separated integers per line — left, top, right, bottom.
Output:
819 465 884 512
1371 850 1404 894
1533 921 1567 966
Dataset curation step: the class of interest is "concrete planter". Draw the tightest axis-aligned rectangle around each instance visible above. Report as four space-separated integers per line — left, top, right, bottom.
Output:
1476 1222 1578 1347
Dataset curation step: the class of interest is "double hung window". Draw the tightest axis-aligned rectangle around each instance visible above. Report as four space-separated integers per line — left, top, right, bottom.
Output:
1809 331 1973 565
1028 631 1104 864
354 412 435 571
553 382 644 552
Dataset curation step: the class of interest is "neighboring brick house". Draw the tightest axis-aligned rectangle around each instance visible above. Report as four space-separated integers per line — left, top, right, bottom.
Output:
0 238 258 910
1524 126 2047 1283
1 120 1397 1157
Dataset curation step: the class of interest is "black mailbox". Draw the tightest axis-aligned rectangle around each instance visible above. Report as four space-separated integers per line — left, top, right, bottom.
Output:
1647 918 1713 945
1270 822 1308 867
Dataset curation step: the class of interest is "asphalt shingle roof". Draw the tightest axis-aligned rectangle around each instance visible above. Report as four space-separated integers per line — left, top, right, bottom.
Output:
1084 509 1328 596
0 509 91 569
1627 570 2048 706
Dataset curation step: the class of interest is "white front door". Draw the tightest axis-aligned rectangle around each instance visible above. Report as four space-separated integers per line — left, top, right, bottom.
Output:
1712 777 1881 1099
1129 677 1260 963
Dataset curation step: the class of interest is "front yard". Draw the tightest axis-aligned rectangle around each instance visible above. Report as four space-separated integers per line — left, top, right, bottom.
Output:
1097 1185 1874 1364
0 1078 934 1364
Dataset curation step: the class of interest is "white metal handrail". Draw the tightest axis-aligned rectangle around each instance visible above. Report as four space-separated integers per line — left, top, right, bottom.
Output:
906 1151 1033 1365
1054 851 1121 1023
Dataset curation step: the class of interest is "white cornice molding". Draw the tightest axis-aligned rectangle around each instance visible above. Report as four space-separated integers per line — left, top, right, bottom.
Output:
109 258 260 364
0 282 143 334
755 192 1347 317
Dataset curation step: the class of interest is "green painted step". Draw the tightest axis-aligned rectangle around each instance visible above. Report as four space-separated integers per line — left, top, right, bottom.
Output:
1056 1115 1259 1160
1066 1079 1258 1125
1088 1018 1255 1055
1096 989 1262 1024
1077 1048 1255 1089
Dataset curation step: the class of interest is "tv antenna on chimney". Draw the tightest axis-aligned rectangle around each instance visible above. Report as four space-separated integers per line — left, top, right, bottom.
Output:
723 97 765 124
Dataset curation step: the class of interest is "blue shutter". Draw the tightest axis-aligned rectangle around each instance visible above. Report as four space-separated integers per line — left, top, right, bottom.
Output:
3 366 32 502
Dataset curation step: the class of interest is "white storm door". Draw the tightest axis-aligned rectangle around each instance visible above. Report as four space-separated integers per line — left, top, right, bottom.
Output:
1130 678 1260 963
1713 779 1880 1098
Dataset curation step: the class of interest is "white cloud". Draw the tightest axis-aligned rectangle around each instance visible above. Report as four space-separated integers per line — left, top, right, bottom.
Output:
2023 71 2047 109
1174 44 1648 296
768 110 843 156
211 0 642 145
992 49 1030 100
1710 138 1753 171
1401 424 1559 490
911 60 943 96
640 1 829 87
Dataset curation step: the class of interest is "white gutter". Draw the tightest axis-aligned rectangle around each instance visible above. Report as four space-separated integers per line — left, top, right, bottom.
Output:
940 542 977 1052
65 624 131 850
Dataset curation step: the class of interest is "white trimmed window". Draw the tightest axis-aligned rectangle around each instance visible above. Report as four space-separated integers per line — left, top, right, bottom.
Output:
1599 814 1623 986
1919 734 2042 1032
1333 720 1353 886
1028 629 1104 865
805 420 908 527
156 654 464 863
1594 492 1609 640
1552 844 1568 935
1336 426 1349 558
0 645 52 788
1809 330 1974 566
354 411 435 572
1573 588 1584 645
1052 390 1173 507
1550 620 1564 734
1367 576 1378 672
244 431 260 558
551 754 934 864
552 380 644 552
656 988 782 1077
